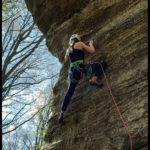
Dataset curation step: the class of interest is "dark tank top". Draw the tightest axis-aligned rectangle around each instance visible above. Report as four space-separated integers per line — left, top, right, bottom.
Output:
69 42 84 63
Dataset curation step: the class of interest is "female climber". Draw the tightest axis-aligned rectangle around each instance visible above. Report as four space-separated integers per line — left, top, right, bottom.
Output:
59 34 107 124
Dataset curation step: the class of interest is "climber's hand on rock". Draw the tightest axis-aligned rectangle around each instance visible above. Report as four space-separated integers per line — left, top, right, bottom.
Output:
89 40 94 46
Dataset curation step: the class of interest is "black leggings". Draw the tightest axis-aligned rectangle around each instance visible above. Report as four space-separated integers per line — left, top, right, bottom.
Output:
61 61 107 112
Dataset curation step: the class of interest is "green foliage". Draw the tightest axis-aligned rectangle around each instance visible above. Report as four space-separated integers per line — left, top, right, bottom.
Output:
33 95 54 150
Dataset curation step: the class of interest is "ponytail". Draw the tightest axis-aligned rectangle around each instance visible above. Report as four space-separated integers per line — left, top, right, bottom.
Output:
68 38 80 53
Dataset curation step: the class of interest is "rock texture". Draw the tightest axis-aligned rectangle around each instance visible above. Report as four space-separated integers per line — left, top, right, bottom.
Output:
25 0 148 149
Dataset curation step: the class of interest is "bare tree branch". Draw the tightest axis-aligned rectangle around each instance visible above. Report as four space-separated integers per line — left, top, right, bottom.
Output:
2 111 12 122
2 35 44 86
2 0 60 140
2 104 47 135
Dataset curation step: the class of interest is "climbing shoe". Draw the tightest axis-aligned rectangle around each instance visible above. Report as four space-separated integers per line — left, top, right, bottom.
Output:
58 113 64 124
90 82 103 88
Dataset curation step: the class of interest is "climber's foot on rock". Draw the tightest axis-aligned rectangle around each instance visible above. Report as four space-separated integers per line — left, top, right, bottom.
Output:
89 81 103 88
89 76 103 88
58 113 64 125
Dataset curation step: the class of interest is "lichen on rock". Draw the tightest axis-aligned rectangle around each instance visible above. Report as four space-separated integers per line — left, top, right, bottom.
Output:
25 0 148 149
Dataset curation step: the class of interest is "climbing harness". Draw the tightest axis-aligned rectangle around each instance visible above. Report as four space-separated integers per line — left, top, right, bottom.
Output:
70 60 84 68
70 60 92 83
99 63 133 150
70 60 84 83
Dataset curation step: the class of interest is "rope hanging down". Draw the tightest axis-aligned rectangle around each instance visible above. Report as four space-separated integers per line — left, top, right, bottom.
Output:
99 63 133 150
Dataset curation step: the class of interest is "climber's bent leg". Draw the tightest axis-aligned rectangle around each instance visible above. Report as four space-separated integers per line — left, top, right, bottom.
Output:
91 63 102 77
61 82 78 112
89 61 107 87
91 61 107 78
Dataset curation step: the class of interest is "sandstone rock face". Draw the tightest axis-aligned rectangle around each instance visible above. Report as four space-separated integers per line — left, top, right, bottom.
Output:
25 0 148 149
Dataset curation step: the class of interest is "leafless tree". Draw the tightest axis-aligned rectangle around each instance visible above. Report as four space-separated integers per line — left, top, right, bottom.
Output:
2 7 59 135
2 126 35 150
2 12 44 98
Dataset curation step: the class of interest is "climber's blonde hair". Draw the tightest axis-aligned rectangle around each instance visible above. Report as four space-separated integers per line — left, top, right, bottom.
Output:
68 34 81 52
